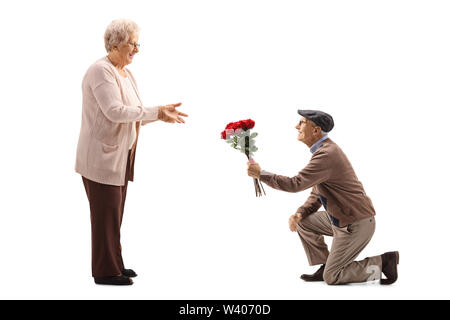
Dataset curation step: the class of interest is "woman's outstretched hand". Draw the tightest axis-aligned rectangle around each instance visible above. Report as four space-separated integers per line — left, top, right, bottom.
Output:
158 103 188 123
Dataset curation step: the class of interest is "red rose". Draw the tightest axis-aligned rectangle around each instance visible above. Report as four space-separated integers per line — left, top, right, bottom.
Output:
225 122 234 129
244 119 255 130
220 130 227 139
223 119 255 134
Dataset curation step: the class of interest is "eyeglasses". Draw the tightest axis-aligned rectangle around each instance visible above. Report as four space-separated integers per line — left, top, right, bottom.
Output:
298 120 320 128
128 42 140 49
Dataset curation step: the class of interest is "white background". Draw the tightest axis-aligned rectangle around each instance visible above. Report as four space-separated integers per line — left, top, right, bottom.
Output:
0 0 449 299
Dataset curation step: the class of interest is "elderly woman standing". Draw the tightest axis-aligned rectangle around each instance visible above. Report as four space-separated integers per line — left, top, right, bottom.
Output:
75 19 188 285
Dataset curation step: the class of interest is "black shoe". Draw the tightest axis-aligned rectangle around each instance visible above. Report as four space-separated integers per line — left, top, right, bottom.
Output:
381 251 399 285
300 264 325 282
94 275 133 286
122 268 137 278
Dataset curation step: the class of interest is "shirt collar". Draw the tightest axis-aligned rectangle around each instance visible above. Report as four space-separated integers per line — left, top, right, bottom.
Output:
310 135 329 154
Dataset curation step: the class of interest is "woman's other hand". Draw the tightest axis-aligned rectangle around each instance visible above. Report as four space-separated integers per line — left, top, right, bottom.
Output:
158 103 188 123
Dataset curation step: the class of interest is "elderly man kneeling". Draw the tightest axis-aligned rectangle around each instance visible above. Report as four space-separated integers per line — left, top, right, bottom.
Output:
247 110 399 285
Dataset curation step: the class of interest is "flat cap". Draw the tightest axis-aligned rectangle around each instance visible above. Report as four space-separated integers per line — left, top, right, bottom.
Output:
297 109 334 132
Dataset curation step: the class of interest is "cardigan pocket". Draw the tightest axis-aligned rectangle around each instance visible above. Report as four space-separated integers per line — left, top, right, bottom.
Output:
89 139 121 171
102 142 119 153
100 142 120 169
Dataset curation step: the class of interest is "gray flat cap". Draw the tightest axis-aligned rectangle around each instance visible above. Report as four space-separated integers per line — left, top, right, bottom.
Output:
297 110 334 132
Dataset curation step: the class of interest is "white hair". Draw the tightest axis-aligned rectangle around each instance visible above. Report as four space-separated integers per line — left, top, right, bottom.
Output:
104 19 140 52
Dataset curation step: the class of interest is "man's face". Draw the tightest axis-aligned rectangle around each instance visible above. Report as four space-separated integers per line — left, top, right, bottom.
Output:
295 116 321 145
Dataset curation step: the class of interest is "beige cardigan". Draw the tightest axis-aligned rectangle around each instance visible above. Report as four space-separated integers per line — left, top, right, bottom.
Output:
75 57 158 186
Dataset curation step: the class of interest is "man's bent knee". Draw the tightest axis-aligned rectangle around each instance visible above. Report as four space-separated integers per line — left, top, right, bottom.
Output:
323 269 340 285
297 215 311 230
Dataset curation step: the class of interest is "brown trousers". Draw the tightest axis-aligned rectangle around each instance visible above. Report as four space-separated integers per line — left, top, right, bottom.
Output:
82 150 134 278
297 211 382 285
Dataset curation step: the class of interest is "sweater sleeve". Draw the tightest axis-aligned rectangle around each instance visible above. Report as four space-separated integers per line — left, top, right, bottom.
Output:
141 119 158 126
259 150 331 193
296 187 322 218
90 65 158 123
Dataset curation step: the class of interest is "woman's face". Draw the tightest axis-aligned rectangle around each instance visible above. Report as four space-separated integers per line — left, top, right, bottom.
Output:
114 33 139 66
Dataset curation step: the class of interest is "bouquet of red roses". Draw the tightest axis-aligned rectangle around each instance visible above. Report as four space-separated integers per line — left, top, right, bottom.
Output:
221 119 266 197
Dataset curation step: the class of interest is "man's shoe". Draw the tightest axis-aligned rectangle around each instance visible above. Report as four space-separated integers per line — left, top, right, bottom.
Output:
94 275 133 286
380 251 399 285
122 268 137 278
300 264 325 282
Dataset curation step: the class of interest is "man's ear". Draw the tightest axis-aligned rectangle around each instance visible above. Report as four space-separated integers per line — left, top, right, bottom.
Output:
314 127 322 135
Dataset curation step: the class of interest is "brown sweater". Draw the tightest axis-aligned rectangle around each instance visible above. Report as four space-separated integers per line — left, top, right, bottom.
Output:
259 138 375 227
